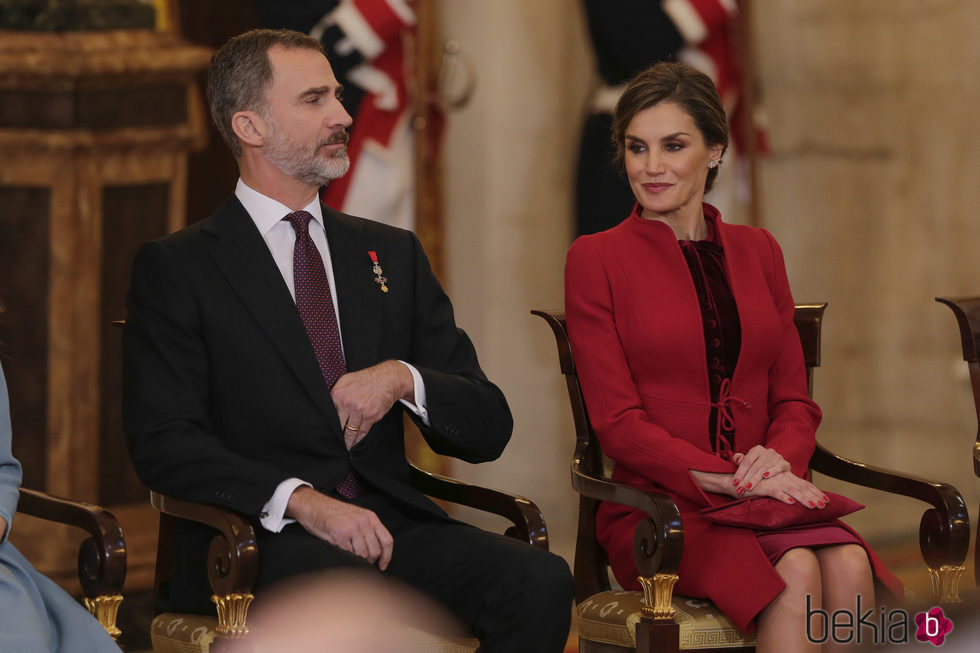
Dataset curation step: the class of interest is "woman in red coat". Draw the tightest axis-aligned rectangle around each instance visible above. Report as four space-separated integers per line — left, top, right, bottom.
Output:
564 62 902 650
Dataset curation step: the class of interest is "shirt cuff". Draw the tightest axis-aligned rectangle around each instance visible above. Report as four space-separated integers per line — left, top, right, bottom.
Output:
397 360 429 426
260 478 312 533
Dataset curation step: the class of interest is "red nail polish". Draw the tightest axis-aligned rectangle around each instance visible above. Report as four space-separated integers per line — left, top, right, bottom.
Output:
763 471 770 478
786 498 796 503
823 496 830 502
745 482 753 490
808 500 815 507
817 501 825 508
733 478 739 486
737 487 745 495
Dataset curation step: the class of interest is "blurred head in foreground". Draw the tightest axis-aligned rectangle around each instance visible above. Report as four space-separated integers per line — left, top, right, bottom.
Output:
228 570 469 653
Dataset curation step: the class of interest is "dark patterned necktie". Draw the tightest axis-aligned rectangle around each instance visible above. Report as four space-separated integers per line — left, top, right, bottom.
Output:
283 211 361 498
284 210 346 387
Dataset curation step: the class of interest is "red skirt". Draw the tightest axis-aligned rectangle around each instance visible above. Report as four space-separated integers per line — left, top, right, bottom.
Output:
755 524 861 564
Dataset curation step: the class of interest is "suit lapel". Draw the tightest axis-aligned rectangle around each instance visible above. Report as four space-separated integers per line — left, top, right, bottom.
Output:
321 203 385 373
204 196 341 428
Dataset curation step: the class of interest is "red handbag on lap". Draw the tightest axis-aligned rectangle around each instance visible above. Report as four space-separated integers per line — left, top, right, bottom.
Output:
699 492 864 529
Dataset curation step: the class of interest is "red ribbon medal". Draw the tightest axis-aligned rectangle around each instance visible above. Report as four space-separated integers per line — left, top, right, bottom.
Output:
368 251 388 293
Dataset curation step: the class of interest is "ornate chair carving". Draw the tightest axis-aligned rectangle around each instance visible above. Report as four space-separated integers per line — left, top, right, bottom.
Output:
533 303 970 653
935 295 980 587
16 488 127 642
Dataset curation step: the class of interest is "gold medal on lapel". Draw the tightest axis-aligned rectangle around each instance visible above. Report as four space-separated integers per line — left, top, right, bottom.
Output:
368 251 389 292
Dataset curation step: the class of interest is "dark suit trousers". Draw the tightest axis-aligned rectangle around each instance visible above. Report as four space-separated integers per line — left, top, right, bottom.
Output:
249 490 573 653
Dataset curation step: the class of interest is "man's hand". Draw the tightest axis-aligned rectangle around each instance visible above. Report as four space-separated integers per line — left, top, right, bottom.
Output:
286 486 394 570
331 360 414 449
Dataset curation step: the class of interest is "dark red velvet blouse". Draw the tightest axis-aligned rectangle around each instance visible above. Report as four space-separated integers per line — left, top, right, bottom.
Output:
678 222 740 456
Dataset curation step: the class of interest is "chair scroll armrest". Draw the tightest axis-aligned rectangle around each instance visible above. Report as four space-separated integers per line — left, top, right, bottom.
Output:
571 461 684 578
811 444 970 570
17 488 127 600
408 462 548 550
149 491 258 597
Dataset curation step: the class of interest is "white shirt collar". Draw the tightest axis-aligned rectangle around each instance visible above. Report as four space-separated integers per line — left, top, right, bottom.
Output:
235 179 325 235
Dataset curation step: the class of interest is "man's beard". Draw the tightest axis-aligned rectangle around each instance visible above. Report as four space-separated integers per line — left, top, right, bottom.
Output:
264 116 350 186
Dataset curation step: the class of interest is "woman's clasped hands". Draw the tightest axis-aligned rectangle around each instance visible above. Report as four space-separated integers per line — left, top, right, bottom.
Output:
731 446 829 509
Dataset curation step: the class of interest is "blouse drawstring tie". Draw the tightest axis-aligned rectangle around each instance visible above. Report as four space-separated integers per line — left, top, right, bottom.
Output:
712 377 751 461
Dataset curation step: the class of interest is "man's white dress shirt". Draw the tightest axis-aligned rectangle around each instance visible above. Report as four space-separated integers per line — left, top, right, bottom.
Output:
234 180 428 531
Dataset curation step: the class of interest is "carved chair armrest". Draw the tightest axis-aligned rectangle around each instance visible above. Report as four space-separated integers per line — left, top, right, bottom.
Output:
17 488 127 600
408 462 548 550
149 491 258 598
570 461 684 578
810 444 970 570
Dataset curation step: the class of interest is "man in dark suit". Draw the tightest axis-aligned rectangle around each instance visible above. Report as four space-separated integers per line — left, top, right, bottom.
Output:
122 28 572 652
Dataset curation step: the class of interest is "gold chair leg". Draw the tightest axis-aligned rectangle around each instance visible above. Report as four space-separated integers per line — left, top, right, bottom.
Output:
638 573 679 620
212 593 254 638
636 574 680 652
83 594 123 641
928 565 966 604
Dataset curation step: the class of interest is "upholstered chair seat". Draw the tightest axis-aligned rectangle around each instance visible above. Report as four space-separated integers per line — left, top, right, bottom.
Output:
578 592 754 651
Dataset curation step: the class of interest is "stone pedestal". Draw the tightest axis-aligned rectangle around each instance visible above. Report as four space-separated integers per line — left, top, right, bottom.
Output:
0 28 210 593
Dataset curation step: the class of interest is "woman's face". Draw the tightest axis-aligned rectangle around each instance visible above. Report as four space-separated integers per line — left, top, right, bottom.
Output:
623 102 722 221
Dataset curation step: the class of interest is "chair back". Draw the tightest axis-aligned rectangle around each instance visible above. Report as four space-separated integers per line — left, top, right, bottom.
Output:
935 297 980 478
532 303 826 603
532 310 608 600
935 296 980 585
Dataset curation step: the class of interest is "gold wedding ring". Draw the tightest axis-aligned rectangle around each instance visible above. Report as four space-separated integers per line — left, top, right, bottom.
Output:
344 424 360 432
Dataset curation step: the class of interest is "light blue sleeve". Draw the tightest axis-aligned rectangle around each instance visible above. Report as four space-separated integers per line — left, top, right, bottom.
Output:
0 362 24 545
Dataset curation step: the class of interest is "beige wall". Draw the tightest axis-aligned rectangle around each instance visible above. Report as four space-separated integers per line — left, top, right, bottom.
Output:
756 0 980 545
438 0 980 568
439 0 591 560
